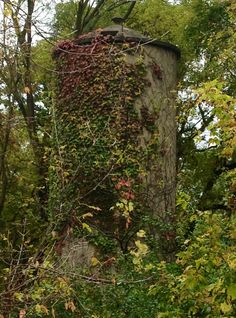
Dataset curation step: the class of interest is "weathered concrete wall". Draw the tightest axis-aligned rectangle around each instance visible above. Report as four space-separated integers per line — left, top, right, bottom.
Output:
136 46 177 218
61 238 96 269
127 45 178 256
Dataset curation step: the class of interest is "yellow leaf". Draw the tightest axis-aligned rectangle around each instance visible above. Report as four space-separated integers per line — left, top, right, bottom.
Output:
14 292 24 301
220 302 232 314
35 304 49 315
91 257 100 266
212 256 222 267
4 5 12 17
120 199 128 205
128 201 134 212
145 263 155 271
132 257 140 265
227 258 236 270
195 257 207 269
82 223 92 233
116 202 124 209
135 240 148 255
137 230 146 238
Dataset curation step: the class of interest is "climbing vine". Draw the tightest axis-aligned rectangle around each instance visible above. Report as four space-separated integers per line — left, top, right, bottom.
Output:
51 32 152 253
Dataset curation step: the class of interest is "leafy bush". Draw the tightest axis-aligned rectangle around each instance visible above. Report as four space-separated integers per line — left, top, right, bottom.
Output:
150 212 236 317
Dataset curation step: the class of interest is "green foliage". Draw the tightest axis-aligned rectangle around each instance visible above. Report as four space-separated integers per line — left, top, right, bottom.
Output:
176 214 236 317
53 2 78 37
0 112 39 227
7 212 236 317
130 0 187 44
149 212 236 317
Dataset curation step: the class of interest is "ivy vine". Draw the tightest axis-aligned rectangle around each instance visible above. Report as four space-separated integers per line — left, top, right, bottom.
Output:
51 33 154 253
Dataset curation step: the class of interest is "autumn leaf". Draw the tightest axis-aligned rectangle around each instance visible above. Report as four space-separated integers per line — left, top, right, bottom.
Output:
128 201 134 212
35 304 49 315
65 301 76 312
4 4 12 17
135 240 148 255
220 302 232 314
82 212 93 219
19 309 26 318
24 87 31 94
82 222 92 232
91 256 100 266
137 230 146 238
14 292 24 301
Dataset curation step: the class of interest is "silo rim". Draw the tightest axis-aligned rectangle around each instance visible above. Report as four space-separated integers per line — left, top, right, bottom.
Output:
74 25 181 59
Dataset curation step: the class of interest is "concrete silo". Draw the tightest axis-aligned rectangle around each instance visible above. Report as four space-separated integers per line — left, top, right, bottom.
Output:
52 25 180 260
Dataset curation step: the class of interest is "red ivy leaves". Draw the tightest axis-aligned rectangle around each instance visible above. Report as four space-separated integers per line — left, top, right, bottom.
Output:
115 178 135 200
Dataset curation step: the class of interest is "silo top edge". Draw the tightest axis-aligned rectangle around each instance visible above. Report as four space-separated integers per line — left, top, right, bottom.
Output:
73 26 181 59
